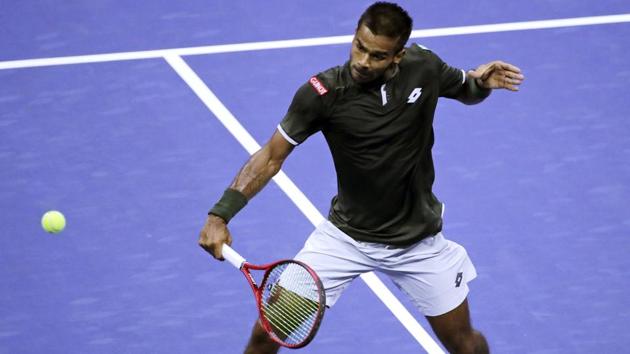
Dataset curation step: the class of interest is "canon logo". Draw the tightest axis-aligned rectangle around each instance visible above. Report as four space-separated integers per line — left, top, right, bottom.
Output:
309 77 328 95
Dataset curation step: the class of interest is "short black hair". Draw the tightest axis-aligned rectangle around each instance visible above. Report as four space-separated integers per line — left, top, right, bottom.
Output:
357 2 413 52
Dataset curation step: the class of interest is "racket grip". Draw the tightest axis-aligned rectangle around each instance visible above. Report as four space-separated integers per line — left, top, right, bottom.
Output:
221 244 246 269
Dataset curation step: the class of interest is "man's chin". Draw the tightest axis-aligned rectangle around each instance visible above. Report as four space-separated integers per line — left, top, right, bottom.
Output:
351 68 372 83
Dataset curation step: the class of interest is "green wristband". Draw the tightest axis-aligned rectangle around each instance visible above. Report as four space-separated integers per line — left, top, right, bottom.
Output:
209 188 248 223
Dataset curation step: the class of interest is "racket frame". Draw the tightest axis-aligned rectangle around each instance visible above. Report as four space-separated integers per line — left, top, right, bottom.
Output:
221 244 326 348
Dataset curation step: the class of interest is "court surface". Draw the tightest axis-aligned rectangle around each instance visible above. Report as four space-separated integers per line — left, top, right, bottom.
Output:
1 1 630 353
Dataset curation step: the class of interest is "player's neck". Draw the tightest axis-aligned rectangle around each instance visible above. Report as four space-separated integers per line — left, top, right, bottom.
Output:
383 64 399 81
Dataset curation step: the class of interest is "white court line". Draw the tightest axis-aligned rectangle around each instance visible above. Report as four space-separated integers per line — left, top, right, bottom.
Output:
2 13 630 70
164 54 446 354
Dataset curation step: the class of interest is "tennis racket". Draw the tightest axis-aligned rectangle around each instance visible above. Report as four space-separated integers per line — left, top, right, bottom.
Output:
221 244 326 348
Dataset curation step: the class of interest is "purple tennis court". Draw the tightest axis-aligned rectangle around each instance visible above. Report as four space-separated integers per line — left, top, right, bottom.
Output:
1 1 629 353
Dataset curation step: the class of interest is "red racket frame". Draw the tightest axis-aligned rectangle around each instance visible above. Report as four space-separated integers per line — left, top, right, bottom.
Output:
239 259 326 349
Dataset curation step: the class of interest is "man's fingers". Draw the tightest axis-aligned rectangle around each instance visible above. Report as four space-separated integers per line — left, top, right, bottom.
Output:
213 243 225 261
504 76 523 85
504 73 524 90
504 70 525 81
215 235 233 261
198 233 225 260
489 60 521 73
496 62 525 86
497 61 522 74
482 61 524 79
198 216 232 261
198 232 209 251
504 84 519 92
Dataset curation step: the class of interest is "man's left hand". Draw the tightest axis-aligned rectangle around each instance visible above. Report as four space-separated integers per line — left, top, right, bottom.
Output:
468 61 524 91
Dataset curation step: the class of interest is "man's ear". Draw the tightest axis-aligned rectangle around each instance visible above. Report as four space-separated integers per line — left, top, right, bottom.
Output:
393 48 406 64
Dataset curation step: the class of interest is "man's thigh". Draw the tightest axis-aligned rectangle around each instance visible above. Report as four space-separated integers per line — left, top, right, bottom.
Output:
294 221 377 307
382 233 478 316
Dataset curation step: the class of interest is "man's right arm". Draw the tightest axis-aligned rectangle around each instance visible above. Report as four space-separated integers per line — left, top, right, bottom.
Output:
199 129 295 260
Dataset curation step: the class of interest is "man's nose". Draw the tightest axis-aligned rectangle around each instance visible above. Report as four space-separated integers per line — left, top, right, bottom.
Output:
357 53 370 69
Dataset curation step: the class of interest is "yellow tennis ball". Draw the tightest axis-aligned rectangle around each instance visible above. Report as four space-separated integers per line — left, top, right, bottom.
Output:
41 210 66 234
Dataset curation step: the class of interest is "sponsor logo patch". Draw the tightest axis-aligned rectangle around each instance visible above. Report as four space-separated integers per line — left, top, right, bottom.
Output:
407 87 423 103
455 272 463 287
309 76 328 96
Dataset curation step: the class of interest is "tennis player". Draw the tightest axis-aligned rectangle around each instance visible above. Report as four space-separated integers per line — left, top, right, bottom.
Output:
200 2 524 353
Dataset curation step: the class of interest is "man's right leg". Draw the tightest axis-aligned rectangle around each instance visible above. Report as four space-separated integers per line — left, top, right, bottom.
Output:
244 320 279 354
244 221 375 353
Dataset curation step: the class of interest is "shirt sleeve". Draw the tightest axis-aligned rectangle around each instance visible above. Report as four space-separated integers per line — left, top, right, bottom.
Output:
438 60 466 99
278 80 325 145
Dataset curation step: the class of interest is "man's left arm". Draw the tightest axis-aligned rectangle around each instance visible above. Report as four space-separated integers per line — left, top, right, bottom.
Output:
457 60 525 105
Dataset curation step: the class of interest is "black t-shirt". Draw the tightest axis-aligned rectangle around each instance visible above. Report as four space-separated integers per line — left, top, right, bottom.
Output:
278 44 466 246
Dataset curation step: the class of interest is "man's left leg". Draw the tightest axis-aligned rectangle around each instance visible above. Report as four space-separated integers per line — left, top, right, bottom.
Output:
377 232 485 353
426 298 488 354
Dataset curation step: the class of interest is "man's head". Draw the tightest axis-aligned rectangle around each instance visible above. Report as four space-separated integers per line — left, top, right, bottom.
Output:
350 2 413 84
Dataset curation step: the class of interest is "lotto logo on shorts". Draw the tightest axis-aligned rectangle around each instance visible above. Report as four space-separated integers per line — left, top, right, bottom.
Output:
455 272 463 287
309 76 328 95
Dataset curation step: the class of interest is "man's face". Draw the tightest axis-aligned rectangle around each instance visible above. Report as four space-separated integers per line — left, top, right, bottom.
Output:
350 24 405 84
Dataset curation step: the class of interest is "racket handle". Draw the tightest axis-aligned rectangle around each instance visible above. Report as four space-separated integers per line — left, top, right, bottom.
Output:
221 244 246 269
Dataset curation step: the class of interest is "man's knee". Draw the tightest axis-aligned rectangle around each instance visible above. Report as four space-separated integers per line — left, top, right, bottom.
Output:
443 329 489 354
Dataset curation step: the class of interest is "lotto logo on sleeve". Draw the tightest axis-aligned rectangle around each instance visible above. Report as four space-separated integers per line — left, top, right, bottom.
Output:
309 76 329 96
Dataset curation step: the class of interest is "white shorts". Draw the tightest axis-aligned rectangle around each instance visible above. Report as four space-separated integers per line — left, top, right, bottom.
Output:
294 220 477 317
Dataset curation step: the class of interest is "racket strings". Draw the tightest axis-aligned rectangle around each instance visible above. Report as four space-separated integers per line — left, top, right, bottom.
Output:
261 262 323 345
263 266 315 340
266 287 315 325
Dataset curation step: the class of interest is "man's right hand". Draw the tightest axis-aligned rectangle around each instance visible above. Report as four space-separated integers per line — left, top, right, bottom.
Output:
199 214 232 260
